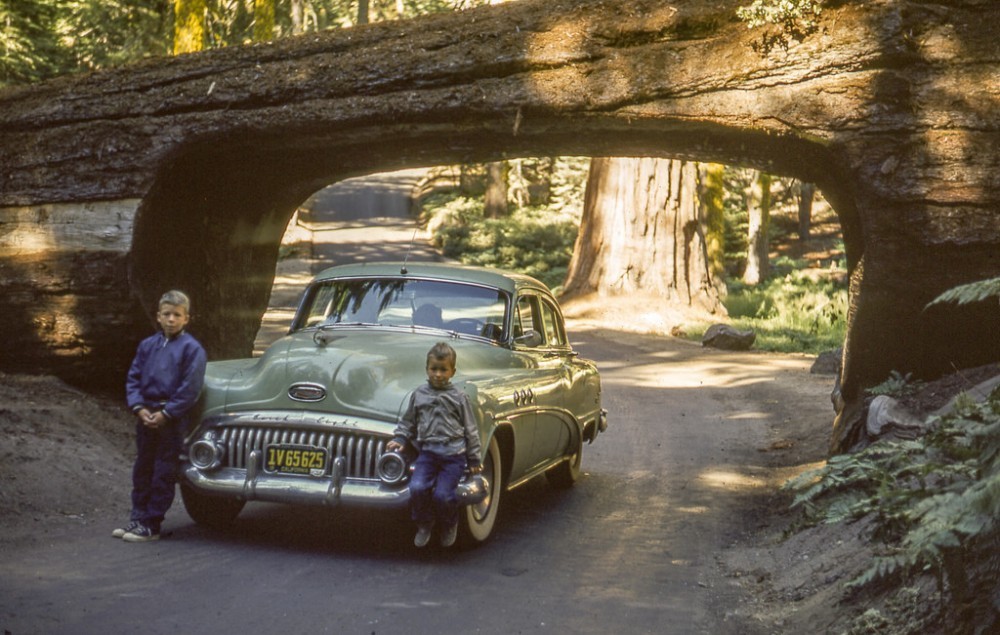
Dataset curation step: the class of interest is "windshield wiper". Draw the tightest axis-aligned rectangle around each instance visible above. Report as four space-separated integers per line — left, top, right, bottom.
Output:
316 321 376 329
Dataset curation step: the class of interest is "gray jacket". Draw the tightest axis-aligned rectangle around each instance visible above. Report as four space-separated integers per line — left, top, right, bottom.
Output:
392 382 482 465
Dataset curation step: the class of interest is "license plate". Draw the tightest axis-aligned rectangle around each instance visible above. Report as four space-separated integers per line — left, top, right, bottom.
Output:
264 444 328 476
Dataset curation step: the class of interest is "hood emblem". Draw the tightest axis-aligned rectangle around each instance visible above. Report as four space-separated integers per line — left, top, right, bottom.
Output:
288 383 327 402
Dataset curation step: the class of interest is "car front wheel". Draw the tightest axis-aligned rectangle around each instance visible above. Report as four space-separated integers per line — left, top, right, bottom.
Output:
180 481 245 530
459 436 502 547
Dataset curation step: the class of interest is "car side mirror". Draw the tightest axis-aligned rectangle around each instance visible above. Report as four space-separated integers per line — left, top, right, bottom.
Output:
513 329 543 348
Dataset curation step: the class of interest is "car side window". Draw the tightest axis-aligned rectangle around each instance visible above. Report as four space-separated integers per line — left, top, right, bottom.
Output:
514 295 536 341
538 298 566 347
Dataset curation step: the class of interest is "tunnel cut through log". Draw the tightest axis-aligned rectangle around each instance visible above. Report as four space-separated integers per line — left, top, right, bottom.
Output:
1 0 997 452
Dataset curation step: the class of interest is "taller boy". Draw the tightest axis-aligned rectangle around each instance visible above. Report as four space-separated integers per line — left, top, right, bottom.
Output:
115 290 207 542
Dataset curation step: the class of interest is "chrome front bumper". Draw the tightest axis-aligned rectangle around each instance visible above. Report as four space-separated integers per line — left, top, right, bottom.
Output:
181 451 410 510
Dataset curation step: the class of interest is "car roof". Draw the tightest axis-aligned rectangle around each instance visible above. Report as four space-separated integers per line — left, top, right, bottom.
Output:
311 261 549 295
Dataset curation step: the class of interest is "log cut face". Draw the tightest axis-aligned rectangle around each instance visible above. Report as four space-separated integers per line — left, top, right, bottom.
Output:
0 0 997 449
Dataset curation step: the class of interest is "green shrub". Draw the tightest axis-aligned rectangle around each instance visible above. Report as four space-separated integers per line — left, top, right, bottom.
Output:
867 371 926 399
426 193 578 291
683 262 848 353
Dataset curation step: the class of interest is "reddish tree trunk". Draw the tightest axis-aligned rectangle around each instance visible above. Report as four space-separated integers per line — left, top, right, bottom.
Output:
564 157 723 313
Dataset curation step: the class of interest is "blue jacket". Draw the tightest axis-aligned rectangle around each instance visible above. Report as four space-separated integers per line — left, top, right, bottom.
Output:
125 330 207 422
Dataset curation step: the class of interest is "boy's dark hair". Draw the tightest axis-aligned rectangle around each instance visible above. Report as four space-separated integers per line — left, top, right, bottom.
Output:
427 342 456 367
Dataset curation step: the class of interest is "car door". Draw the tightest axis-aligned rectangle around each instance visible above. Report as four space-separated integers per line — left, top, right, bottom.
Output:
511 292 572 475
529 295 577 464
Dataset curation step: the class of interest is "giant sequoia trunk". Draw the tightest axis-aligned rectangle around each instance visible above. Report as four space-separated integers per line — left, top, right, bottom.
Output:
564 157 723 313
1 0 998 452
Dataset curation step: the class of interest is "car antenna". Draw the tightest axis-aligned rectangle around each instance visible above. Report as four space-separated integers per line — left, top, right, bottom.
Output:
401 224 419 275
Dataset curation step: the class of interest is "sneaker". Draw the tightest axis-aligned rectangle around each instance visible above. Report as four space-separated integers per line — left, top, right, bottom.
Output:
112 520 140 539
122 524 160 542
439 522 458 548
414 524 433 548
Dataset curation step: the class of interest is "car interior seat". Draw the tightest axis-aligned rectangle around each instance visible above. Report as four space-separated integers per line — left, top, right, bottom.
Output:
412 303 443 328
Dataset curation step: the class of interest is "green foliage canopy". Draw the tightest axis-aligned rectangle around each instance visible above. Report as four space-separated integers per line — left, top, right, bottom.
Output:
0 0 491 87
737 0 824 49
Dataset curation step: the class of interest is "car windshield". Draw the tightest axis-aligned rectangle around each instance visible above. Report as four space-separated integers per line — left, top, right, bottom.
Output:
294 278 509 339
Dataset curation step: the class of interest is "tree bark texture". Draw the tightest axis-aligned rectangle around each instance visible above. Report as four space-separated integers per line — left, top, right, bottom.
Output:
564 157 723 313
700 164 727 279
484 161 509 218
798 182 815 241
0 0 998 450
743 173 771 286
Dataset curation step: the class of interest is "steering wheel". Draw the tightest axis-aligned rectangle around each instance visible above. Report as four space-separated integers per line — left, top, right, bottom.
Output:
445 318 486 335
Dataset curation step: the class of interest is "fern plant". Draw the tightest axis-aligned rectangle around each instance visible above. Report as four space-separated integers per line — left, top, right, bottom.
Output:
866 370 925 398
927 276 1000 307
784 385 1000 629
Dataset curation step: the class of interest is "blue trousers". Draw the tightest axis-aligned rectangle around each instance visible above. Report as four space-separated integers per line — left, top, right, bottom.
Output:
130 420 183 531
408 451 467 527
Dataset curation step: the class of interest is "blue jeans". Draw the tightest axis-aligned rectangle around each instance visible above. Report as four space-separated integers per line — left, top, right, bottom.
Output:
130 420 183 532
408 451 467 527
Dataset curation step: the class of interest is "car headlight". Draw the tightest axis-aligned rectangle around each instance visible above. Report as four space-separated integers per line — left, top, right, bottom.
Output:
456 473 490 506
376 451 408 485
189 437 223 471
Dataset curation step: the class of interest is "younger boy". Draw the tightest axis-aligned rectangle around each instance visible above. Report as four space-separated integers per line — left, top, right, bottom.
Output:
113 290 207 542
387 342 482 548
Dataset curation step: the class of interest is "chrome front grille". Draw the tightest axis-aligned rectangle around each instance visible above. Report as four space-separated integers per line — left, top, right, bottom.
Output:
216 424 389 480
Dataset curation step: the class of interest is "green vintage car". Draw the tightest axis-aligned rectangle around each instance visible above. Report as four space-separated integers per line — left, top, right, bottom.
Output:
180 262 607 545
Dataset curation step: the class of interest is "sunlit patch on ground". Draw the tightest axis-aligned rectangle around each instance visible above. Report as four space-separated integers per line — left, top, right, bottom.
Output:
725 411 772 420
699 460 826 491
699 469 765 490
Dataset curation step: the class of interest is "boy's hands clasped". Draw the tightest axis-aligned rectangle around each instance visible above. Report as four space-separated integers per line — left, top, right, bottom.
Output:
135 407 168 429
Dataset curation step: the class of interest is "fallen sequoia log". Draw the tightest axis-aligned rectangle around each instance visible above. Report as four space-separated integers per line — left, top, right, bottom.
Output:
0 0 998 452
